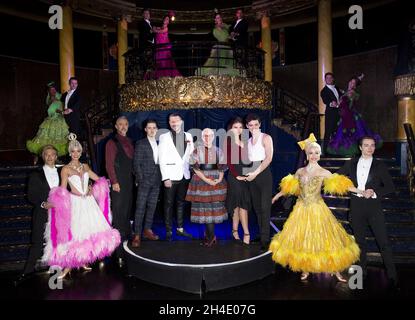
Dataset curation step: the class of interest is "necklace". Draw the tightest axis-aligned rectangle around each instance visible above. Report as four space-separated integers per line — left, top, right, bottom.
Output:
305 164 318 173
69 162 83 173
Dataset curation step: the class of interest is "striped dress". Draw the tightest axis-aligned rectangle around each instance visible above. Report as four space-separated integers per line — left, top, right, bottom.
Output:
186 145 228 224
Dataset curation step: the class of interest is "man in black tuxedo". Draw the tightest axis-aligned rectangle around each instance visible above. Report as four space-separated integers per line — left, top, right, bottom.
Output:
138 8 154 50
338 136 398 286
131 119 161 247
62 77 82 138
15 145 61 285
229 8 249 47
320 72 342 154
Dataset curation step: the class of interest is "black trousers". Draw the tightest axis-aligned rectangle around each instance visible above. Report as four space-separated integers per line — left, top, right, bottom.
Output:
163 178 189 232
248 168 273 246
111 182 133 259
23 209 47 274
350 196 397 280
323 107 340 152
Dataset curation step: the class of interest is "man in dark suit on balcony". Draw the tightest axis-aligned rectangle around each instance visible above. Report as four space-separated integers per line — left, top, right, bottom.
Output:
320 72 342 154
138 8 154 50
229 8 249 47
131 119 161 247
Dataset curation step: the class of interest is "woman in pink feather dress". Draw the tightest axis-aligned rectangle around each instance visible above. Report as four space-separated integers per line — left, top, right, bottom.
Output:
41 135 120 279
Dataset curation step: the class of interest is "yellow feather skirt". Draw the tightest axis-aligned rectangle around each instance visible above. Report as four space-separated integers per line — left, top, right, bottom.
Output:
269 199 360 273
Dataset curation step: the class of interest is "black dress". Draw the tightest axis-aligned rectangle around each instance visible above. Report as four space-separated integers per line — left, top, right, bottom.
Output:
225 138 251 213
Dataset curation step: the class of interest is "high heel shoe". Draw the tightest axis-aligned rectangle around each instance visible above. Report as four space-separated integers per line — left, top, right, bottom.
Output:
333 272 347 283
300 272 310 281
81 265 92 272
232 230 241 241
58 268 71 280
204 236 217 247
242 233 250 245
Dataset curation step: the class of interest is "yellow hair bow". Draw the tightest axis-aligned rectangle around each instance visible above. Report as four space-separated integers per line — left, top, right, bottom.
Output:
297 133 317 150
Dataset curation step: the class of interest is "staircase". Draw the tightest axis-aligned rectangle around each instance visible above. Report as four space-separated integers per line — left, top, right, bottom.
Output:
0 165 37 271
271 156 415 264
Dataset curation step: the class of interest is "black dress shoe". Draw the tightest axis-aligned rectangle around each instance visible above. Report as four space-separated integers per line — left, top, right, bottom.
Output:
176 229 193 239
166 231 173 241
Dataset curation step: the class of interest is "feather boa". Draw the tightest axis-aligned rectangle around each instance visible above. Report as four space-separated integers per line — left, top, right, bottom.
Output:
280 174 300 196
323 174 354 195
47 187 73 248
92 177 112 225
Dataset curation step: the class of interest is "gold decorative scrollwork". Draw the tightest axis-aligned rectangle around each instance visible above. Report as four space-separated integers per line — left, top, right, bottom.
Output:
395 74 415 97
119 76 272 112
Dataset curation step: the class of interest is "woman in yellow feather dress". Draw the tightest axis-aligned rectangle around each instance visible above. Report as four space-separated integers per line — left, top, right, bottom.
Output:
269 135 361 282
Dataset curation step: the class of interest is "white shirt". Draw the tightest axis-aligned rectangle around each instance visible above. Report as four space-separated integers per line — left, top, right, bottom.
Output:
248 133 266 162
326 84 339 103
43 165 59 189
356 156 377 198
145 19 154 43
234 19 242 29
64 89 76 109
148 137 159 164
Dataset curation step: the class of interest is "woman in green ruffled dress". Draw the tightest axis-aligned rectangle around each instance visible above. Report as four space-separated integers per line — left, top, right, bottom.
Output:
26 82 69 159
196 13 244 77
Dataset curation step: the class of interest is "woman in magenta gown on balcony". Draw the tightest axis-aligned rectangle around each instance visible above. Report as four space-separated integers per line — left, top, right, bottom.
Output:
145 15 181 79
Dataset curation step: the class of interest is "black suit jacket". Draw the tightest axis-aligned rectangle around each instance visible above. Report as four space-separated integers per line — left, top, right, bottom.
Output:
133 138 161 185
320 85 342 109
230 19 249 47
27 167 62 241
138 20 154 48
337 157 395 200
61 89 81 135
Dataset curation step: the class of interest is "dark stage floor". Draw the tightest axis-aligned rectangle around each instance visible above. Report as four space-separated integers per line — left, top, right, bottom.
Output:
1 261 413 300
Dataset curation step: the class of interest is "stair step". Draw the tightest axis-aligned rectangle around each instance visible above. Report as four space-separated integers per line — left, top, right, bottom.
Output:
0 216 32 231
323 166 402 176
0 244 30 263
0 204 33 217
0 260 25 272
0 229 31 246
0 183 26 192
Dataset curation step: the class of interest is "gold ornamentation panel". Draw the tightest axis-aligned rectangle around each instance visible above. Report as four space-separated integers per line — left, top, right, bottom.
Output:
119 76 273 112
395 74 415 97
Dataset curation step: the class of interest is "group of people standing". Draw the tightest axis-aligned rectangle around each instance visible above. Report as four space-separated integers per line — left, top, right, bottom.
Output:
138 8 249 79
104 113 274 258
18 110 398 289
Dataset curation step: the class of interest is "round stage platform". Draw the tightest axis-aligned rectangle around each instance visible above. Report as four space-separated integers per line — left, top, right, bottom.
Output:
123 240 274 294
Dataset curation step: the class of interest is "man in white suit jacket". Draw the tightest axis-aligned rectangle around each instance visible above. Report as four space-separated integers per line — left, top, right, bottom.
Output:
159 113 194 241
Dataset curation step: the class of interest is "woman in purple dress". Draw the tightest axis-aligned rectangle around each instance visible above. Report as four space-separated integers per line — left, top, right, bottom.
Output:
145 15 181 79
327 75 382 156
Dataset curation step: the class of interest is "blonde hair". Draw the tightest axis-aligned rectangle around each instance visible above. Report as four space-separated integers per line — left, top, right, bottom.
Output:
41 145 58 159
68 133 83 153
305 141 321 154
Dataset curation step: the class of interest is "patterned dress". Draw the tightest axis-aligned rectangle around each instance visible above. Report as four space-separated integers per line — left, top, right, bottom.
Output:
186 145 228 224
